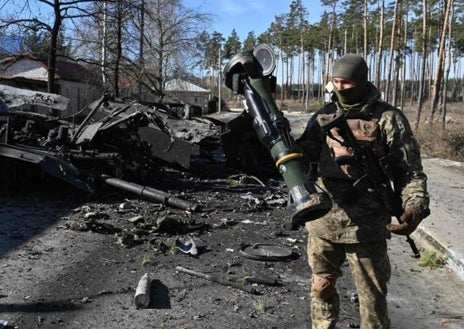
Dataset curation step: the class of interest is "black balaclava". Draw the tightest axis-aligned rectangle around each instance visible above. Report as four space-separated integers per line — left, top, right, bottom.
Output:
332 54 368 108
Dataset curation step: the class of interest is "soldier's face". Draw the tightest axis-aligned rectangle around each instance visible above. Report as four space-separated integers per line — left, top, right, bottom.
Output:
332 78 356 90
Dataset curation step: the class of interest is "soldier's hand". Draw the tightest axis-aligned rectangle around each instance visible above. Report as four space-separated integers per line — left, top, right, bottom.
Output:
386 207 430 236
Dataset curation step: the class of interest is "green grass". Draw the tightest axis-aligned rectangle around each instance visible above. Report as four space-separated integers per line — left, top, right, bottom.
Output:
140 253 154 266
253 298 267 314
164 240 177 255
418 250 446 269
225 176 239 186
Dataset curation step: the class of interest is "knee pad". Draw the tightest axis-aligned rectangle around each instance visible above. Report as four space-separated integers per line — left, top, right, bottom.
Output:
311 274 337 300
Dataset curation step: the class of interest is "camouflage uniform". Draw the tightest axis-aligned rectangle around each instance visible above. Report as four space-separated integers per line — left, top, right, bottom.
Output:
297 78 429 329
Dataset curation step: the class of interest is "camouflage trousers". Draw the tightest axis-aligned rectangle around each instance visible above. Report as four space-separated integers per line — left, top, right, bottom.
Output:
307 234 391 329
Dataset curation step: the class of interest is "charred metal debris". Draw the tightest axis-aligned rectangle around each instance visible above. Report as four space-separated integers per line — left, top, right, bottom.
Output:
0 85 276 211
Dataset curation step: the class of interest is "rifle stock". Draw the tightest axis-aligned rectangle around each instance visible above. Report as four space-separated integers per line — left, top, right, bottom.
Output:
318 112 420 258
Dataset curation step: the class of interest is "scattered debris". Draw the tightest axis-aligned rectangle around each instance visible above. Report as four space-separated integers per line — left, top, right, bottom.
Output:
228 174 267 187
134 273 151 309
0 84 69 114
230 272 283 287
86 221 121 234
175 236 198 256
350 291 359 304
127 215 144 225
239 244 294 261
100 174 198 211
117 231 143 248
212 217 238 228
176 266 259 295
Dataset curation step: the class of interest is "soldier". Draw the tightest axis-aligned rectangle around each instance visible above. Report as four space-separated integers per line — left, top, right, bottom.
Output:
297 54 430 329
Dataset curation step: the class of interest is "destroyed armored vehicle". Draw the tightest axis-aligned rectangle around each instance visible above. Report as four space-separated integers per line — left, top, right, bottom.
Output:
0 85 274 207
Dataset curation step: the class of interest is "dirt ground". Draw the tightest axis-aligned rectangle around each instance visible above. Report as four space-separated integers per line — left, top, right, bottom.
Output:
0 171 337 329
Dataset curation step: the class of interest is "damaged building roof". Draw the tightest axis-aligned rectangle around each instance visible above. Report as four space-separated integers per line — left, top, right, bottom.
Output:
0 53 94 83
165 79 210 93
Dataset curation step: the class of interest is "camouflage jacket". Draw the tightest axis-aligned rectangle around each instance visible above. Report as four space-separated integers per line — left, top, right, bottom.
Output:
297 83 429 243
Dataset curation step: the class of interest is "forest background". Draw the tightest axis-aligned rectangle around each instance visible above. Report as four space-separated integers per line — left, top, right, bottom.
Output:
0 0 463 161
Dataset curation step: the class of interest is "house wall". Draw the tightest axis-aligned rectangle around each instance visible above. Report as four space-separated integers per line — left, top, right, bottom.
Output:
60 80 101 115
167 91 210 109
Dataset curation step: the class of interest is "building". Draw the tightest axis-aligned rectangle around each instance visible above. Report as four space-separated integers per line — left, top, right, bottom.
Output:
164 79 210 110
0 54 100 116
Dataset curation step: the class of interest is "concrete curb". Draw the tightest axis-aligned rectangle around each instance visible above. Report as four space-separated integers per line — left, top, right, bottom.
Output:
415 226 464 282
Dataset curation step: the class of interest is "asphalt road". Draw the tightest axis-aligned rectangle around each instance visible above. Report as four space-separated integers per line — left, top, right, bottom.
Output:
1 162 464 329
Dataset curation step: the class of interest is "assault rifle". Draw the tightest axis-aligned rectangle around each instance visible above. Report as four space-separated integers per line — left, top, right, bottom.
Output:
317 112 421 258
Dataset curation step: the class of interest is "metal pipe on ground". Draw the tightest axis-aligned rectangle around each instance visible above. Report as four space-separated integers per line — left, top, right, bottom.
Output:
99 174 198 211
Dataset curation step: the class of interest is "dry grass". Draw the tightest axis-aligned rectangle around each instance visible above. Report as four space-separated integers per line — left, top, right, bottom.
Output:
404 102 464 162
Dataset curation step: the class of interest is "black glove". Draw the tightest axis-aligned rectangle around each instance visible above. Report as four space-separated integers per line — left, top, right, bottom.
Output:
386 207 430 236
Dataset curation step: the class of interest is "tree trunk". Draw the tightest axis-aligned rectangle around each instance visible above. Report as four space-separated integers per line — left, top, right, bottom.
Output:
400 17 407 111
47 0 62 93
429 0 453 122
363 0 368 59
299 32 305 103
441 2 454 130
280 48 284 106
375 0 385 89
138 0 145 100
385 0 399 103
324 2 336 89
101 1 108 87
113 0 123 97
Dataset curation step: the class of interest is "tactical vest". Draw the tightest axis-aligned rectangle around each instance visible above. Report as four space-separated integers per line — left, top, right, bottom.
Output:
318 104 387 180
